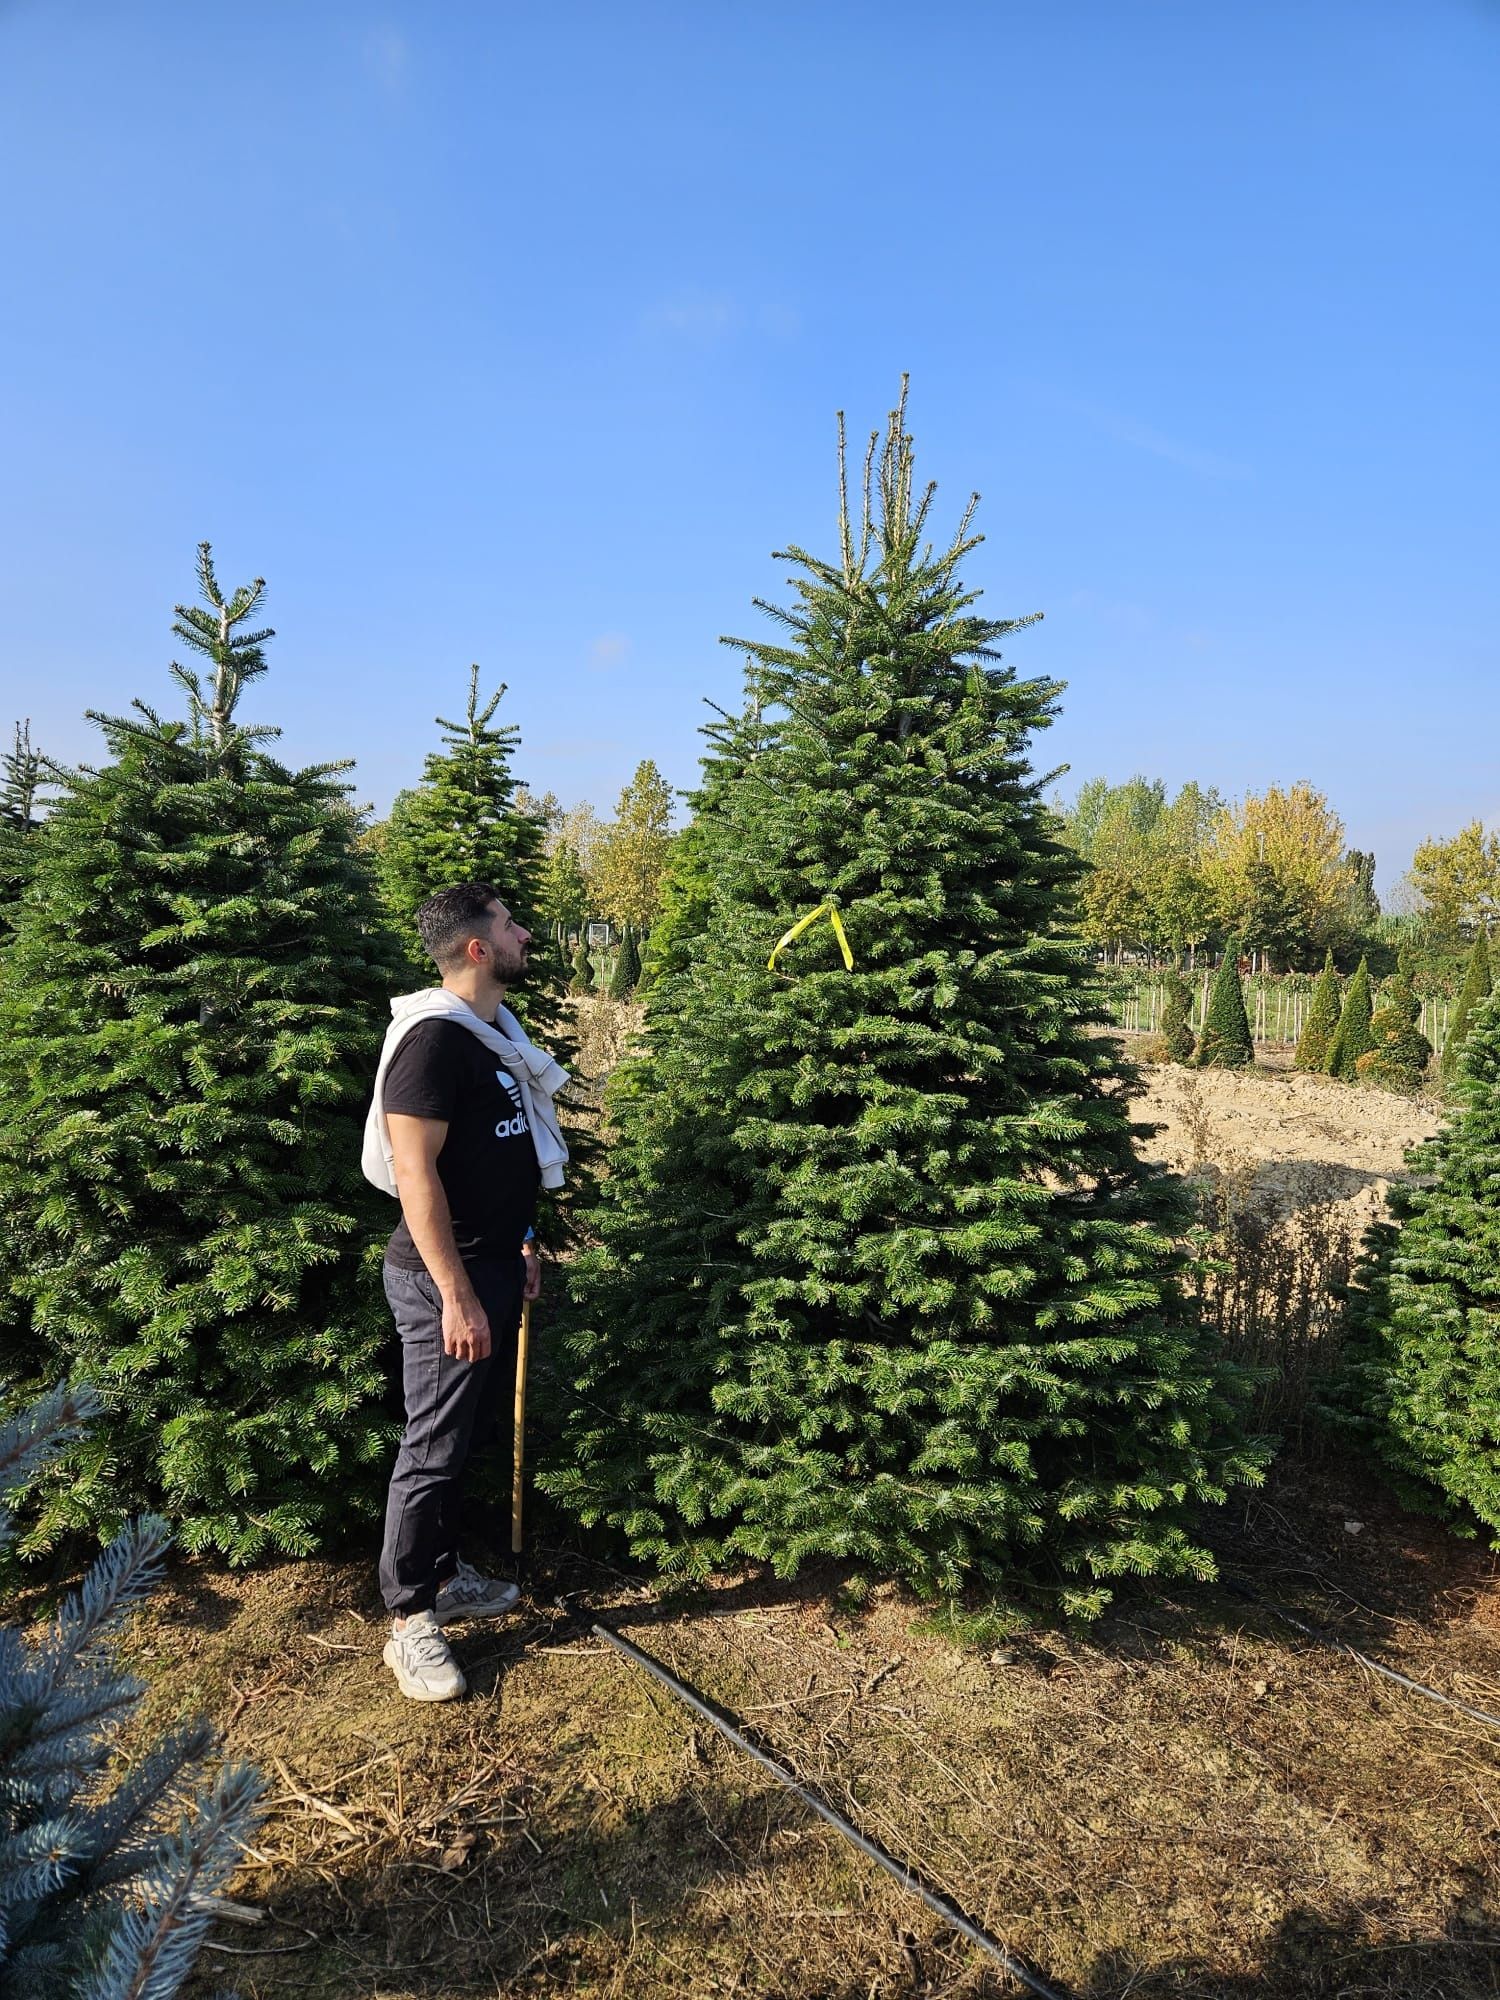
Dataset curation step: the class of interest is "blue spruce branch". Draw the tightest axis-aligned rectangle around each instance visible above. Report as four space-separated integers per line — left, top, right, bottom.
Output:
0 1387 264 1999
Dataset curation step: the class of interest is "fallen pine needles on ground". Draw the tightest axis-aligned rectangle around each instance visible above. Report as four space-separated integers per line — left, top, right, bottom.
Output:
145 1454 1500 2000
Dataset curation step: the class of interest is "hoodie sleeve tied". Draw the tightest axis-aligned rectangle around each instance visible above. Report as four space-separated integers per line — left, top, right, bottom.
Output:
362 990 571 1197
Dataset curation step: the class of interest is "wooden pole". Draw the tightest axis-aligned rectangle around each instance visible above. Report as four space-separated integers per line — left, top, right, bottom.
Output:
511 1298 532 1556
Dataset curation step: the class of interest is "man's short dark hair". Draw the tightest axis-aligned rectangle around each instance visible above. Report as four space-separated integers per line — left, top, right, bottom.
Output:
416 883 504 971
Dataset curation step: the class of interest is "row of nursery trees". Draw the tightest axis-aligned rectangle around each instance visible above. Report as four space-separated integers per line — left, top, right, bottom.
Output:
4 399 1499 1586
1147 935 1492 1088
3 391 1500 1987
1059 769 1499 982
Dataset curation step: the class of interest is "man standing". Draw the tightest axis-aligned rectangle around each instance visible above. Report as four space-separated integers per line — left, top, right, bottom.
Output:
362 882 569 1701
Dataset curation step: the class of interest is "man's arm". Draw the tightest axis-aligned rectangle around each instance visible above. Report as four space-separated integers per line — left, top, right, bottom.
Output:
387 1113 491 1363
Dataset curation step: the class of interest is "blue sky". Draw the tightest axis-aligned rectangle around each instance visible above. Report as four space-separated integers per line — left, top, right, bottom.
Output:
2 2 1495 894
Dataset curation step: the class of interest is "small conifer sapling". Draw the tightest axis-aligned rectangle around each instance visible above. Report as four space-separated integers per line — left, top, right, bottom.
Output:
1196 941 1254 1068
1160 969 1196 1062
1325 956 1376 1080
1442 933 1493 1082
1294 949 1341 1071
0 1381 263 1994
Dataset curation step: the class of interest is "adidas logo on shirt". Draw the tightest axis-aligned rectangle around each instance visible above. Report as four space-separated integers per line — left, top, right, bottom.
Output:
494 1068 531 1139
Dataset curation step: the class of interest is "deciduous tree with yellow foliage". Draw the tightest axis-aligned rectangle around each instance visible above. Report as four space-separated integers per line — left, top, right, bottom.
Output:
593 758 677 933
1408 820 1500 940
1203 783 1355 971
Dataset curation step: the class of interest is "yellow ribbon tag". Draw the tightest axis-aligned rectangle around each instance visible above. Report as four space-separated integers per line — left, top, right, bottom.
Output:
768 902 854 974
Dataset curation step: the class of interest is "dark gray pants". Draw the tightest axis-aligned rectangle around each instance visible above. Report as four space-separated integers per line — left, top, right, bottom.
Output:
379 1256 522 1616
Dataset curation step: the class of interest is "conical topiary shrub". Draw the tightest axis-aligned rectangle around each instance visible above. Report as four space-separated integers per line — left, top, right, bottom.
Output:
1294 949 1341 1071
1196 942 1254 1068
1161 969 1195 1063
1356 969 1432 1091
1325 956 1375 1080
607 925 641 1000
570 936 593 995
543 391 1266 1621
1442 933 1493 1082
1330 987 1500 1530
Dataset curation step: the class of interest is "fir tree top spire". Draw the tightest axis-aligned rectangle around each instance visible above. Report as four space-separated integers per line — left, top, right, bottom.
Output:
436 662 511 765
168 541 276 758
810 377 986 611
0 719 46 830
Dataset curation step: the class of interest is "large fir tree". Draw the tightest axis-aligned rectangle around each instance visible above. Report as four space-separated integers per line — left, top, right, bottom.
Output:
1441 933 1493 1082
1331 987 1500 1530
1293 949 1341 1071
0 546 406 1560
1325 956 1375 1079
543 394 1264 1616
1195 942 1254 1068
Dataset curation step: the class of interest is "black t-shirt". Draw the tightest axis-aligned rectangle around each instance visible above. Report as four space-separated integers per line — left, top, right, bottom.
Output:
382 1019 540 1272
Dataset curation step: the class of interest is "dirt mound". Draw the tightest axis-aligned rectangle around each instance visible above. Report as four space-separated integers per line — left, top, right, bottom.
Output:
1130 1057 1439 1232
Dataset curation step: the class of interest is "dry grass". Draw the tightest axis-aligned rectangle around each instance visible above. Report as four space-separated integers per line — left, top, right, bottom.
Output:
565 994 644 1104
156 1463 1500 1998
1131 1060 1437 1448
1186 1155 1363 1442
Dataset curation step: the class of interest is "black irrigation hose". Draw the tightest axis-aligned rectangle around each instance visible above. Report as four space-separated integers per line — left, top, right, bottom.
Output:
557 1594 1076 2000
555 1570 1499 2000
1221 1574 1500 1733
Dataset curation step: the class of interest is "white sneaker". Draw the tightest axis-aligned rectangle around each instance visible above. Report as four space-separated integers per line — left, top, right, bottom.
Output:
434 1557 521 1626
383 1610 466 1701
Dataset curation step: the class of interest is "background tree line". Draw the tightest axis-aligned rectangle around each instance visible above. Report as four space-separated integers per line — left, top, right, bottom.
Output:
1057 773 1497 986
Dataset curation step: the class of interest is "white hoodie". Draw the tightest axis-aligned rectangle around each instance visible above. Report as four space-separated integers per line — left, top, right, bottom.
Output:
362 988 571 1195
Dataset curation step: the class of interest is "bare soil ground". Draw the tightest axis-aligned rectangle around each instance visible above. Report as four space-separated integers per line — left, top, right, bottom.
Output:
155 1053 1500 2000
1128 1046 1440 1235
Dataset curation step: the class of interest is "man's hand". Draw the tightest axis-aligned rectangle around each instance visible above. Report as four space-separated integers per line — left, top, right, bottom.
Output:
522 1240 543 1302
442 1290 492 1364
